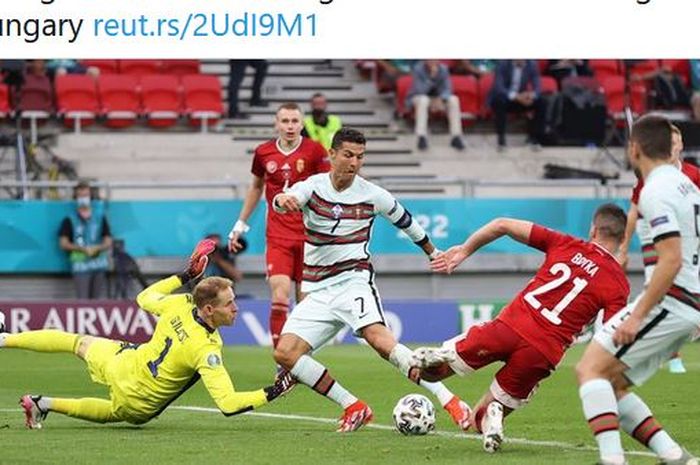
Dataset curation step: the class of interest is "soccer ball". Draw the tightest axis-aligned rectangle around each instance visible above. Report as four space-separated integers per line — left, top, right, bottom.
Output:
392 394 436 436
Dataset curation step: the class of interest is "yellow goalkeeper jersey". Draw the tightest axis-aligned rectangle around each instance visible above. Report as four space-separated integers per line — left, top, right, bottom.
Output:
110 275 268 420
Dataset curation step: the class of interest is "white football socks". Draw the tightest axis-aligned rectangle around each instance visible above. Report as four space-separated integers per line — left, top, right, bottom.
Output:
618 393 682 461
290 354 357 409
580 378 625 465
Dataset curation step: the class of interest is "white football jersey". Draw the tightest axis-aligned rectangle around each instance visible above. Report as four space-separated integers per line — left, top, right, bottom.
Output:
275 173 430 292
638 164 700 323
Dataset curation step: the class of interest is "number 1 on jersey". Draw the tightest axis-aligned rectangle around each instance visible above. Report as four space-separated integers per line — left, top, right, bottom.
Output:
523 263 588 325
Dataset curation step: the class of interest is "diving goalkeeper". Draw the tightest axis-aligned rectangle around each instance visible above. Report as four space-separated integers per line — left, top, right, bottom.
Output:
0 239 294 429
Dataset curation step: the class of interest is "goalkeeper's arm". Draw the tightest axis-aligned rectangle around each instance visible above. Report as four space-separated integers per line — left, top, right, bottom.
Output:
199 364 293 416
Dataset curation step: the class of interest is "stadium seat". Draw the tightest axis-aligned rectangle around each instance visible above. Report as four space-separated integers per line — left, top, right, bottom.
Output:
140 74 182 128
450 75 479 123
98 74 141 128
626 59 660 80
120 60 161 77
477 72 494 119
395 75 413 117
600 75 647 148
55 74 99 131
0 83 10 119
589 60 621 81
661 59 691 85
181 74 223 132
161 60 201 76
16 74 54 144
80 60 119 75
540 76 559 94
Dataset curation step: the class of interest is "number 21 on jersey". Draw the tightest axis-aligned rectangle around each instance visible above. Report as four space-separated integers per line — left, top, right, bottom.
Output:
523 263 588 325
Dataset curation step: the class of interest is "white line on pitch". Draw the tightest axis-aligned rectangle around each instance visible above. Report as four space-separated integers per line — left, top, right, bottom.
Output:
170 405 655 458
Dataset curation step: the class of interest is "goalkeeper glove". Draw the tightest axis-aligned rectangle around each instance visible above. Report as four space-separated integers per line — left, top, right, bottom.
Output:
178 239 217 284
264 370 296 402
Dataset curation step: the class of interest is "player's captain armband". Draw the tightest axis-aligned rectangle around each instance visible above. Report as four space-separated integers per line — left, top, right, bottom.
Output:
228 220 250 240
650 216 669 227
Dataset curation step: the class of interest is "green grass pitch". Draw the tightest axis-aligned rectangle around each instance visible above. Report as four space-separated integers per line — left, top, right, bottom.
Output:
1 343 698 464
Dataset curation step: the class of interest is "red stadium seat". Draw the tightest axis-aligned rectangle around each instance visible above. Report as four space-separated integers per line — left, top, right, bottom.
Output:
0 84 10 119
120 60 161 77
626 59 660 80
161 60 201 76
600 75 647 121
450 75 478 123
81 60 119 75
55 74 99 130
589 60 621 81
17 74 54 143
661 59 691 85
140 74 182 128
395 75 413 117
539 76 559 94
477 72 494 119
98 74 141 128
181 74 223 131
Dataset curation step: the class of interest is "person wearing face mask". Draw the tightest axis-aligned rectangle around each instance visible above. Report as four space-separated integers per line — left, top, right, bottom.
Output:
58 180 113 299
302 93 342 150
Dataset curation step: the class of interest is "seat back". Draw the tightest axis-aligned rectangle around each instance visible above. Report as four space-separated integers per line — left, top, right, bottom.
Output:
395 75 413 117
0 83 10 117
98 74 141 127
140 74 181 127
161 60 200 76
450 75 479 119
55 74 99 128
120 60 161 77
17 74 54 114
181 74 223 126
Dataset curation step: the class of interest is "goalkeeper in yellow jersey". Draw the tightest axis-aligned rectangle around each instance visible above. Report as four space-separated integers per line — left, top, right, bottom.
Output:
0 239 294 429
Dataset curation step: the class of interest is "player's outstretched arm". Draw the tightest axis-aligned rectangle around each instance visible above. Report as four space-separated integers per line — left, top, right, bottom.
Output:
199 361 295 416
436 218 533 274
136 239 216 316
229 175 265 253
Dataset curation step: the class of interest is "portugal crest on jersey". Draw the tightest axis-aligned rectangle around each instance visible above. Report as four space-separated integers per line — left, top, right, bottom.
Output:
332 204 343 219
296 158 305 173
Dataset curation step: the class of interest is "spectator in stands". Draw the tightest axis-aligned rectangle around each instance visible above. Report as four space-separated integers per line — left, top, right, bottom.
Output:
58 181 112 299
630 60 690 110
690 59 700 121
406 60 465 151
227 60 268 119
25 59 48 78
545 59 593 87
302 92 342 150
488 60 544 150
374 59 415 93
45 60 99 80
451 60 494 78
202 233 245 284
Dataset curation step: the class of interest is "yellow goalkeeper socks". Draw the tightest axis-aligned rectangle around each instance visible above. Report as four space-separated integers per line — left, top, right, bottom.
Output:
3 330 79 353
51 397 120 424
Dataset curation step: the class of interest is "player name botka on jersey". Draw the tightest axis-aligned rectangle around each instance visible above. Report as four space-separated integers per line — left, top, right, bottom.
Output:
570 253 599 277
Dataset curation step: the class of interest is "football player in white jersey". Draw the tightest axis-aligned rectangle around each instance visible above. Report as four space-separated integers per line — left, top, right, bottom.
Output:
576 115 699 465
271 127 470 433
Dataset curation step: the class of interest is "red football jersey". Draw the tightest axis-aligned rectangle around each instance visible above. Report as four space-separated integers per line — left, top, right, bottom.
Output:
631 161 700 204
497 225 630 365
251 137 329 241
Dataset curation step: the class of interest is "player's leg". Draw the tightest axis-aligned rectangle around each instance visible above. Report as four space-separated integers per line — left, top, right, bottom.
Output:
268 275 292 349
576 339 629 465
361 323 471 430
266 239 299 349
667 351 686 374
19 395 120 429
273 292 370 432
607 313 698 464
470 337 553 453
0 328 80 354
